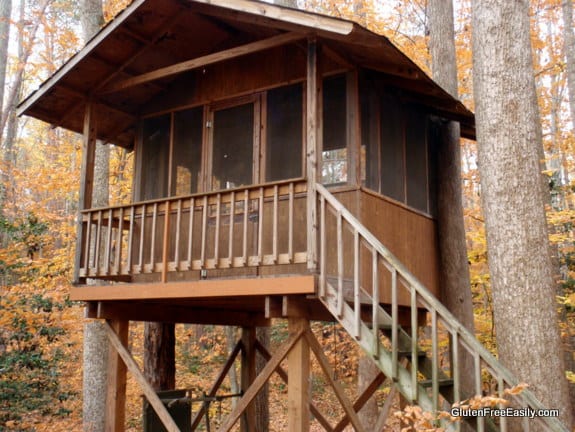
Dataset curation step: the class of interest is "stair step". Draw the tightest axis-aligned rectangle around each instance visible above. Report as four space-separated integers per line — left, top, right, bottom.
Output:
420 378 454 389
365 322 392 331
397 349 426 359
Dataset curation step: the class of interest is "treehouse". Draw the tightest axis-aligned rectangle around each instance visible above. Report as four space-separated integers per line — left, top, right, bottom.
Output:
18 1 565 431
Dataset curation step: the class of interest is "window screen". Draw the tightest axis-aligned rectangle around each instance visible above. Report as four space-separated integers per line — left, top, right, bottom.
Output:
139 114 170 201
380 93 404 202
361 86 379 190
322 75 347 184
172 107 203 195
211 103 254 190
266 84 303 182
405 106 428 212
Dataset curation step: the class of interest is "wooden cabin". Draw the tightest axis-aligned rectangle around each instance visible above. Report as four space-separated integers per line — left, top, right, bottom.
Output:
23 1 560 432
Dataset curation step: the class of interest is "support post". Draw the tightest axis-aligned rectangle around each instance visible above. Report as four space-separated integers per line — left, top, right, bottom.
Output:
240 327 256 432
287 313 310 432
306 38 321 271
105 320 128 432
74 100 97 283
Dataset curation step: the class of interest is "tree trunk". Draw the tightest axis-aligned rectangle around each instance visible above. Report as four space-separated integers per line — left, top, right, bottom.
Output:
144 322 176 391
562 0 575 131
79 2 109 431
0 0 11 123
428 0 476 407
471 0 574 429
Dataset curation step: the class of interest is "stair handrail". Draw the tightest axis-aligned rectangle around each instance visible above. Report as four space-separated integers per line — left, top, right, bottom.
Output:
315 183 569 432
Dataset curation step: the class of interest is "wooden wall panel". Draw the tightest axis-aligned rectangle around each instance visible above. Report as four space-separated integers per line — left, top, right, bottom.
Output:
142 45 343 116
359 190 439 305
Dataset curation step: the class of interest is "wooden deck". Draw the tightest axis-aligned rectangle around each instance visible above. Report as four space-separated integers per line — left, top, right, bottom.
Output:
77 179 308 284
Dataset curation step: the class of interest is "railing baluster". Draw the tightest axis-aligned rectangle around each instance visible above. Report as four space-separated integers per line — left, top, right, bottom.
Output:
498 376 507 432
83 212 92 274
353 229 360 339
149 202 158 273
228 191 235 267
272 185 278 263
288 182 294 263
337 210 344 318
161 200 171 282
319 195 326 298
431 309 439 415
104 209 113 275
137 204 145 274
214 193 221 267
94 210 102 276
114 207 124 275
187 197 195 269
126 206 134 275
371 250 379 359
451 331 461 432
391 269 398 381
174 199 182 269
411 286 418 402
242 191 248 266
474 353 484 432
201 195 207 268
258 187 264 264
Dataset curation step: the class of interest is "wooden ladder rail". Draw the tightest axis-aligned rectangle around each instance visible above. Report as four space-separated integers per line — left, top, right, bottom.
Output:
314 183 569 432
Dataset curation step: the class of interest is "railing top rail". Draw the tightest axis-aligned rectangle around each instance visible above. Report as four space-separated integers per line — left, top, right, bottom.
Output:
316 183 569 431
81 178 308 214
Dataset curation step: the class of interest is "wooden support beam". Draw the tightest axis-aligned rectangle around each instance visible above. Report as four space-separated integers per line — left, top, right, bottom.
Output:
88 301 269 327
70 275 315 301
332 371 386 432
304 328 366 432
287 316 310 432
346 70 361 187
306 38 321 271
218 328 305 432
191 0 353 35
190 340 244 430
103 322 182 432
105 320 129 432
73 101 97 283
101 32 307 94
241 327 257 432
254 340 334 431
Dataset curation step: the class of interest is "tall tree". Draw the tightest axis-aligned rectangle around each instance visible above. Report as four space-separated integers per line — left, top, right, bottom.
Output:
471 0 573 429
79 1 109 431
562 0 575 131
0 0 11 124
427 0 476 404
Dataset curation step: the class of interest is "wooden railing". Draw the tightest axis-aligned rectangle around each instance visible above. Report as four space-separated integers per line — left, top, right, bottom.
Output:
315 183 568 432
77 179 308 282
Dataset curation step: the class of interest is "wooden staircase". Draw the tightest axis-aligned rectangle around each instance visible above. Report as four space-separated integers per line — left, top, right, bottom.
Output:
315 183 568 432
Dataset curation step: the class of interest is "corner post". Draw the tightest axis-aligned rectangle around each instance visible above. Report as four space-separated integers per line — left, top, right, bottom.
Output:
240 326 256 432
286 302 310 432
74 100 97 283
306 38 321 271
105 319 129 432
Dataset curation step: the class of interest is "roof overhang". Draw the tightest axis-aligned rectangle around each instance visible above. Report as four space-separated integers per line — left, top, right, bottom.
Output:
18 0 475 145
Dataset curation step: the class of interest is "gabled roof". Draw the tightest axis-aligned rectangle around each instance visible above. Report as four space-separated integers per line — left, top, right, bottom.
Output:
18 0 475 146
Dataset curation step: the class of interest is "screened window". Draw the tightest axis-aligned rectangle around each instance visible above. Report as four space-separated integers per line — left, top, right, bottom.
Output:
172 107 203 196
211 103 254 190
405 107 428 211
322 75 347 185
139 114 170 201
380 93 404 202
266 84 303 182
